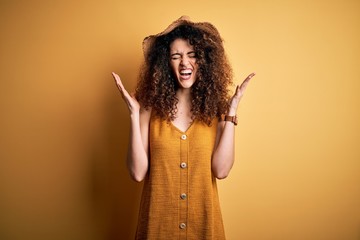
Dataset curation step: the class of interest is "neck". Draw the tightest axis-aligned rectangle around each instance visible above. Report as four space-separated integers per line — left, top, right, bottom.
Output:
175 88 193 121
176 88 191 103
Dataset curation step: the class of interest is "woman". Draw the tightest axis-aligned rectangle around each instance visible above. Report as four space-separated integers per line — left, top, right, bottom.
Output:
112 16 255 240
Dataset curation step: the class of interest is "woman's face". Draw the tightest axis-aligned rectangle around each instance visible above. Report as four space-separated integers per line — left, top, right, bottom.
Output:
169 38 198 89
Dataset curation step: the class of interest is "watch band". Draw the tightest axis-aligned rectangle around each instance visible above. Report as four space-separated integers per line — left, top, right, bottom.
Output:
224 115 238 125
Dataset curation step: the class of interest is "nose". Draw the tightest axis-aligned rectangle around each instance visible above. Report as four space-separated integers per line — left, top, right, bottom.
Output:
180 56 190 66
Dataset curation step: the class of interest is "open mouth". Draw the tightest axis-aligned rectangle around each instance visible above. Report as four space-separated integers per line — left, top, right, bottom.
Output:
180 69 192 79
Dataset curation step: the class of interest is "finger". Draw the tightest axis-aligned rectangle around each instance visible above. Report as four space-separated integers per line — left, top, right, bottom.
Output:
112 72 134 101
121 88 132 102
239 72 255 91
230 86 241 105
112 72 131 95
233 84 239 94
112 72 121 85
240 80 250 91
112 72 121 83
130 92 137 100
246 72 256 79
241 72 255 85
234 85 241 97
112 72 126 91
112 72 121 88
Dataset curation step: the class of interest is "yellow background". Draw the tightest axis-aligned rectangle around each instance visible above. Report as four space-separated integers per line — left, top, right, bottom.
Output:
1 0 359 239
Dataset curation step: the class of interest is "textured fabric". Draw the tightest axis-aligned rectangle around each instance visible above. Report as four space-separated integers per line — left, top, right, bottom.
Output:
135 116 226 240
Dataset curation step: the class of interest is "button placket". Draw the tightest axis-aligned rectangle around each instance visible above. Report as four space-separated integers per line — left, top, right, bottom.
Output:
179 133 188 238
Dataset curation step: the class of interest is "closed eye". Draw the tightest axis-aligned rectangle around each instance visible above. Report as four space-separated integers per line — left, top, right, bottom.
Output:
171 53 181 60
188 51 196 58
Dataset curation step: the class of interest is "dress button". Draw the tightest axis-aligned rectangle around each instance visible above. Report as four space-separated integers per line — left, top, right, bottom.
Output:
179 223 186 229
181 134 187 140
180 162 187 169
180 193 187 199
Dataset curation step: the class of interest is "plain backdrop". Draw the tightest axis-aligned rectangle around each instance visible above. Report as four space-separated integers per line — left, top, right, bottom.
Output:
1 0 359 239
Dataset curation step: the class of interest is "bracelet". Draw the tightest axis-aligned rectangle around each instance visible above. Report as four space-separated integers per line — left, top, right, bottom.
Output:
223 115 238 125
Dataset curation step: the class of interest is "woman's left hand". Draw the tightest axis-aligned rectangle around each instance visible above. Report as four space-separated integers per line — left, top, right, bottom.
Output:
228 72 256 115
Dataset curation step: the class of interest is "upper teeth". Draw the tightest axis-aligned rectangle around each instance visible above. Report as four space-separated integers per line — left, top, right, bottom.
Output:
180 70 192 74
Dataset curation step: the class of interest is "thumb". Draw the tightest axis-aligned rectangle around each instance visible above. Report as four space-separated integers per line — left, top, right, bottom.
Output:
130 92 137 99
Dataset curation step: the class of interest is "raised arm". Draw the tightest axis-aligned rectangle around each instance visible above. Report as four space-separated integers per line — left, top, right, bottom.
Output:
212 72 255 179
112 72 150 182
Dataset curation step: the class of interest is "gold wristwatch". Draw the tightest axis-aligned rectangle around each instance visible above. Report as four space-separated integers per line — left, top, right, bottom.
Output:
224 115 238 125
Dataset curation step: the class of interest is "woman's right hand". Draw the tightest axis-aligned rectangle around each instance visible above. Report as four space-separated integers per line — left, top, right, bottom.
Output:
112 72 140 114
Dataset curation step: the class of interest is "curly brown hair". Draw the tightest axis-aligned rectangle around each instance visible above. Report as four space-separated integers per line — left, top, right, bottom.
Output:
135 23 233 125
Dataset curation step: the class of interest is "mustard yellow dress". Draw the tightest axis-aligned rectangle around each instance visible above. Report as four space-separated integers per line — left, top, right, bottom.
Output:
135 116 226 240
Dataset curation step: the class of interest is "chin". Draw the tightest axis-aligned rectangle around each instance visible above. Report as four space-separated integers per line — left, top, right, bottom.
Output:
178 81 195 89
177 76 196 89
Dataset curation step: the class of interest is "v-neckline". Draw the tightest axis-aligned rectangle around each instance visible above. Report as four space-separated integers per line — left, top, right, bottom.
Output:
169 120 195 134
